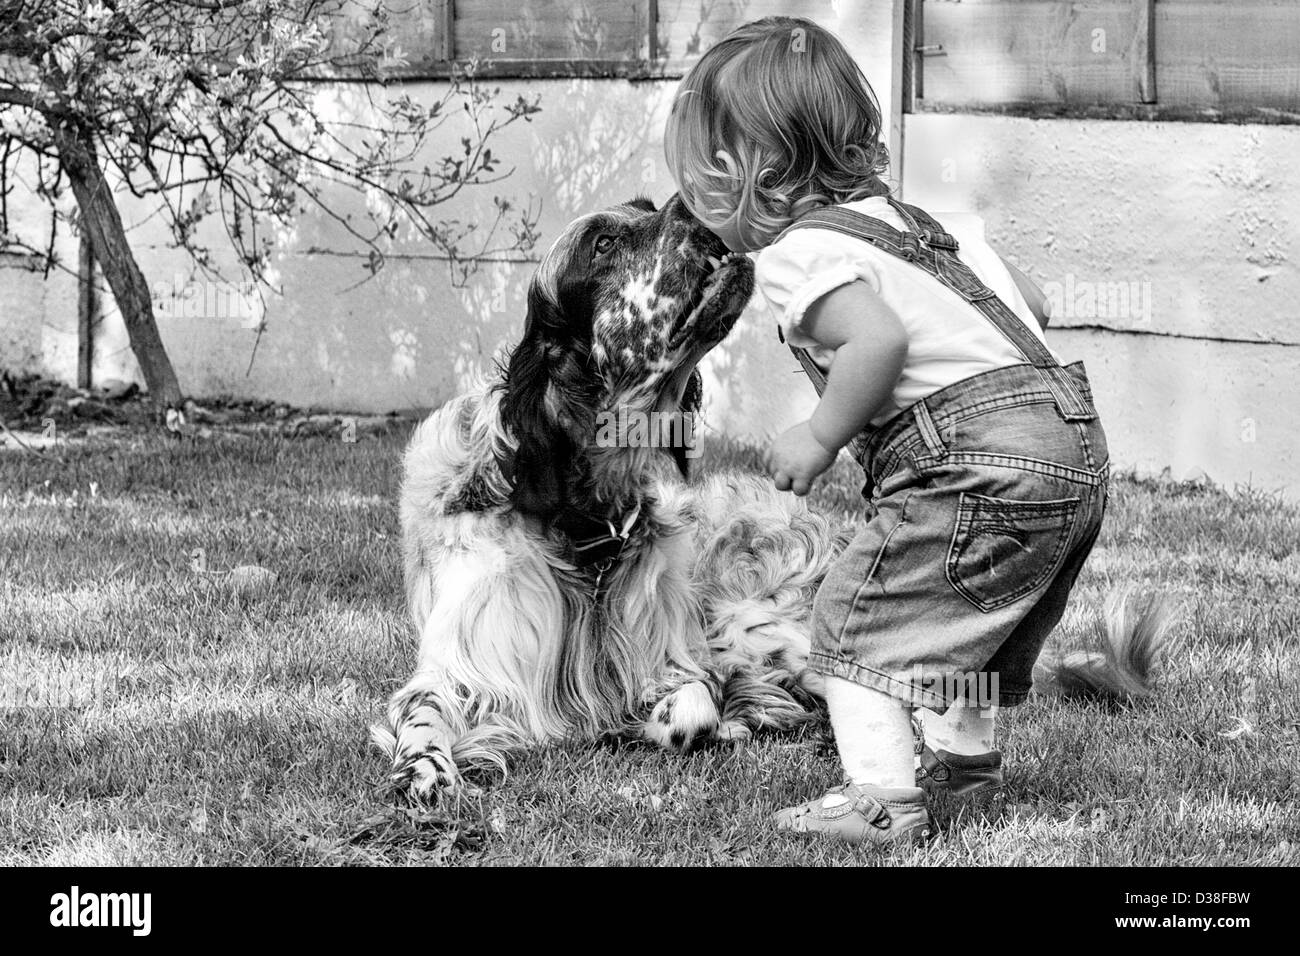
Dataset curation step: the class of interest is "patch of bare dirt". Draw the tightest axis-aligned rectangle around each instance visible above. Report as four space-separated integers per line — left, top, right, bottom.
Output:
0 370 426 444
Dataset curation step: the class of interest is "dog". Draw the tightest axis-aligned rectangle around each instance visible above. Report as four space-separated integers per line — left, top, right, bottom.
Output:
373 195 1169 805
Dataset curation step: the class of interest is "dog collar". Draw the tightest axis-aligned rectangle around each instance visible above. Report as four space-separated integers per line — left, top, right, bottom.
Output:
557 501 642 570
494 449 643 570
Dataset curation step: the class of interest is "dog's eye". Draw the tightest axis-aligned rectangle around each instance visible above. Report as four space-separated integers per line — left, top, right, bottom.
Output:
593 234 618 258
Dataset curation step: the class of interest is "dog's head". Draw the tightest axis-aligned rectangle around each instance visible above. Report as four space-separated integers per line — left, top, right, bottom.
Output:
499 194 754 517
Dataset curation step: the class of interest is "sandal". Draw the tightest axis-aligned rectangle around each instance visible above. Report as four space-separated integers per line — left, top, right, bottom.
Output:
773 782 932 845
917 746 1006 823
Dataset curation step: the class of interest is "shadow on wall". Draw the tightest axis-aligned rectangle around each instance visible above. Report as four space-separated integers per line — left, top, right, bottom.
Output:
440 75 680 394
70 77 680 414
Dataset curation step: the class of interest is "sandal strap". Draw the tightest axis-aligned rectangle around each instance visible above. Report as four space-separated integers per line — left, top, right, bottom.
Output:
918 747 951 783
843 785 893 829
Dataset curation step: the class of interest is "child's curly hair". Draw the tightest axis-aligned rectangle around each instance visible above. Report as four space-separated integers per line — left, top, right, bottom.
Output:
665 16 891 250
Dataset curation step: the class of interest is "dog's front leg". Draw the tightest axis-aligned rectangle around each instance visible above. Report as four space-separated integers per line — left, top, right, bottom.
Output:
379 525 567 804
374 676 465 803
618 489 726 752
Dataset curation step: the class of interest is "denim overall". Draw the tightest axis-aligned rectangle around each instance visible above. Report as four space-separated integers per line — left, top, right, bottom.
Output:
778 198 1109 712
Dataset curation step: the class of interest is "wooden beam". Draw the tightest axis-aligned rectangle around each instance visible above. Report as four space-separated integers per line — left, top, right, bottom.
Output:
76 228 95 391
1157 2 1300 110
646 0 659 64
914 99 1300 126
888 0 907 192
434 0 454 61
906 0 922 109
1136 0 1156 104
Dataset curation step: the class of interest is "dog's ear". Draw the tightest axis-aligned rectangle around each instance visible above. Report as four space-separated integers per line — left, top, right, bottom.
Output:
498 288 578 516
670 369 704 479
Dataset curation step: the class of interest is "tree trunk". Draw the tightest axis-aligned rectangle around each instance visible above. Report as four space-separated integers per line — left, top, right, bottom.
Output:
51 121 183 409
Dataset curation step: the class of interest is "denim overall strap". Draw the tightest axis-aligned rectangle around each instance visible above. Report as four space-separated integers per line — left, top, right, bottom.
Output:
776 201 1096 423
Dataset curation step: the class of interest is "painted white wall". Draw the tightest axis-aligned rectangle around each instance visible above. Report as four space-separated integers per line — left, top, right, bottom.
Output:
0 159 80 379
1 1 1296 498
1 1 901 426
0 255 51 374
1 78 673 409
900 114 1299 497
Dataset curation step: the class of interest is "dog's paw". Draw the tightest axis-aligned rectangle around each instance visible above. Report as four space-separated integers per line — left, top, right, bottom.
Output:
643 681 720 753
713 719 752 744
385 709 463 805
388 744 465 807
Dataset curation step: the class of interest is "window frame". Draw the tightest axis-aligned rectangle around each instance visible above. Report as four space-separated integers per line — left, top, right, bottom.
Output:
904 0 1300 125
307 0 689 82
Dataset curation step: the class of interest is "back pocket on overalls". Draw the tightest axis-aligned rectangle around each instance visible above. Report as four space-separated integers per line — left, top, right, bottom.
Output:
945 493 1081 613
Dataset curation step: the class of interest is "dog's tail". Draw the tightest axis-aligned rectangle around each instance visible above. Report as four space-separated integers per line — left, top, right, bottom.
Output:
1032 589 1177 701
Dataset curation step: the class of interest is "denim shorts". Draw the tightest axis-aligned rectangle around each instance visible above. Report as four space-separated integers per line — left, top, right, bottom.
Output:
809 361 1109 713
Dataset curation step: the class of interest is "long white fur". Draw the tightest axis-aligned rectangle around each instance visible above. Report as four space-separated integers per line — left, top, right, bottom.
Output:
375 380 839 801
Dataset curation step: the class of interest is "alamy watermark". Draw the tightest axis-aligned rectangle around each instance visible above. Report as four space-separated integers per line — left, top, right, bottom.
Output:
1 662 122 710
1043 275 1153 325
897 665 1000 709
594 406 701 459
152 273 258 326
50 886 151 936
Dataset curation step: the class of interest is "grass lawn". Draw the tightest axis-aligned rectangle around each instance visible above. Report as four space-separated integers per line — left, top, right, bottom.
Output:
1 426 1297 866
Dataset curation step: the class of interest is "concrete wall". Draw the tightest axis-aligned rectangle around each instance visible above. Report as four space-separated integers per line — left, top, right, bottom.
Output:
1 0 1297 497
0 254 50 375
0 165 80 379
900 114 1299 497
41 77 687 412
2 71 842 416
704 113 1300 499
0 0 899 414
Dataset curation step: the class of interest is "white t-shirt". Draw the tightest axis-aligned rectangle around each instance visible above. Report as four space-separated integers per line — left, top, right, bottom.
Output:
753 196 1058 427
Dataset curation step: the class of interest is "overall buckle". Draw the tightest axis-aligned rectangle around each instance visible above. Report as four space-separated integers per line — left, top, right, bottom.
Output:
920 229 959 252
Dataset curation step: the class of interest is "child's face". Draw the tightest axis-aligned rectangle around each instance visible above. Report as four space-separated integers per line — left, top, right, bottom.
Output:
708 219 754 254
677 193 754 254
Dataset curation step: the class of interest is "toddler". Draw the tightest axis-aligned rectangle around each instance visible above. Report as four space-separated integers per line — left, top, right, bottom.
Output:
666 17 1109 844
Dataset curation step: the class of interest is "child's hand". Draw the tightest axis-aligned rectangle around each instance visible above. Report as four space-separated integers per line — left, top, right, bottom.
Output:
768 421 838 496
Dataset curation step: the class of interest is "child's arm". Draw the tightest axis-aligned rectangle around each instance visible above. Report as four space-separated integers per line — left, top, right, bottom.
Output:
999 256 1052 330
769 280 908 496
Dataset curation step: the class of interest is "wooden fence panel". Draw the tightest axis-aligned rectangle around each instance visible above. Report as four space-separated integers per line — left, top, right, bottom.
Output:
920 1 1146 107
